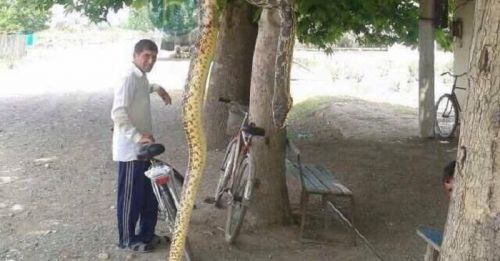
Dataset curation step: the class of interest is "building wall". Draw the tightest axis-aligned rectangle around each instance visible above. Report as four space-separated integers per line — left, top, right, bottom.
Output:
453 0 475 106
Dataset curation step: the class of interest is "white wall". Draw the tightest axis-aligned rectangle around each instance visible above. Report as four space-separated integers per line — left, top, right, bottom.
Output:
453 0 475 106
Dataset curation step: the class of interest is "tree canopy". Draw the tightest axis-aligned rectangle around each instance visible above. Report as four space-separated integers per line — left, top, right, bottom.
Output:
149 0 197 36
0 0 51 33
296 0 419 48
38 0 452 49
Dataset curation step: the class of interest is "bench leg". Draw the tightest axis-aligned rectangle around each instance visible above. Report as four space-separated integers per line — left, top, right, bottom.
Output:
349 195 356 246
424 244 439 261
300 190 309 240
322 195 328 229
323 195 357 245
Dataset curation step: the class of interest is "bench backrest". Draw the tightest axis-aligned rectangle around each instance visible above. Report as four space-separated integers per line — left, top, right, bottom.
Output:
285 138 352 195
416 227 443 252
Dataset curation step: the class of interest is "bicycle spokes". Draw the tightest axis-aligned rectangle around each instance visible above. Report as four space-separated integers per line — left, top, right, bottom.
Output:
435 94 458 140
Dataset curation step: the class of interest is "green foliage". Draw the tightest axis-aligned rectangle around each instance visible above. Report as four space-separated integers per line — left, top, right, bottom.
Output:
435 0 455 52
296 0 420 48
435 28 453 52
0 0 50 33
296 0 455 50
41 0 198 36
125 6 155 31
216 0 227 13
288 96 334 122
149 0 197 36
38 0 133 22
34 0 454 49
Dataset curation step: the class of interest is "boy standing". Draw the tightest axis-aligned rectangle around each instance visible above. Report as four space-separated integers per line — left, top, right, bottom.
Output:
111 39 171 252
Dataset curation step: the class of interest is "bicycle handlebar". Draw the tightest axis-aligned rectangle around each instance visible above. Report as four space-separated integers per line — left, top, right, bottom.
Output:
242 125 265 136
219 97 266 137
219 97 248 115
440 71 467 78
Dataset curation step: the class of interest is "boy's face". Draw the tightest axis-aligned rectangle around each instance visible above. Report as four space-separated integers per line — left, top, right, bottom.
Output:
133 49 157 73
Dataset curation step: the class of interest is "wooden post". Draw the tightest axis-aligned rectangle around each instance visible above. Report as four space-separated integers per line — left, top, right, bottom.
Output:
418 0 436 138
424 244 439 261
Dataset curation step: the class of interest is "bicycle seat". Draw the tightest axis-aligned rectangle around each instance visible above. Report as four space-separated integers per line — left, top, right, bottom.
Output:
242 125 265 136
137 143 165 160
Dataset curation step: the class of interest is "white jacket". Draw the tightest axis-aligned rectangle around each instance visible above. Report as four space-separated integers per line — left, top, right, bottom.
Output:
111 64 159 162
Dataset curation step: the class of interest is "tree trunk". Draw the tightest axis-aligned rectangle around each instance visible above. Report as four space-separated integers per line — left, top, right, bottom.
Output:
440 1 500 260
247 8 292 227
204 0 257 150
418 0 436 138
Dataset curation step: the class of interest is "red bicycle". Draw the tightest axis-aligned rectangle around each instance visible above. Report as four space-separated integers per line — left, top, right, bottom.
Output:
213 98 265 243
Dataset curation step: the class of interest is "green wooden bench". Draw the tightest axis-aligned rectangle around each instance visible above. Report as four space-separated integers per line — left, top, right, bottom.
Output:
286 139 355 243
416 227 443 261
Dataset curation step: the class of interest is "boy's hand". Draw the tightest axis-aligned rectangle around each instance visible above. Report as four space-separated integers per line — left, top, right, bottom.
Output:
156 87 172 105
139 133 155 144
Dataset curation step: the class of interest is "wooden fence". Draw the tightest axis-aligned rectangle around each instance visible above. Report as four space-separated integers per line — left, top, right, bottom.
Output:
0 34 27 61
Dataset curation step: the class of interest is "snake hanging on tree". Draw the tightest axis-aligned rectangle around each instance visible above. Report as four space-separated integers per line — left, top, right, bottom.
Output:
168 0 218 260
245 0 295 128
169 0 295 260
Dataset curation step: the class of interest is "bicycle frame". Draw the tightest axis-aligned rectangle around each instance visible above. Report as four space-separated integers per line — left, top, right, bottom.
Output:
149 159 183 210
215 98 266 243
142 151 192 261
439 94 460 118
227 111 253 197
442 72 467 112
452 94 461 112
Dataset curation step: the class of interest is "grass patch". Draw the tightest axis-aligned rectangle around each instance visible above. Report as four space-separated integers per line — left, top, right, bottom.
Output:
288 96 336 123
381 102 416 114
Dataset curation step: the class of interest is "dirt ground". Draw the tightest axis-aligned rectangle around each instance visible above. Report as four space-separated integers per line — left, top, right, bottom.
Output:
0 87 458 260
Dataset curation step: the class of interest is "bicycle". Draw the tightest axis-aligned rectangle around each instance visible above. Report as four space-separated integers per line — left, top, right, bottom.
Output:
213 98 265 244
434 71 467 140
139 144 193 261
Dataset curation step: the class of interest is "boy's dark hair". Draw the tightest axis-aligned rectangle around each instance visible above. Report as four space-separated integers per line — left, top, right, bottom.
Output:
442 160 456 182
134 39 158 54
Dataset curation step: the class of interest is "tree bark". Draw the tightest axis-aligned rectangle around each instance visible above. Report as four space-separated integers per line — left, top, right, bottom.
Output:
440 1 500 260
204 0 257 150
247 8 292 227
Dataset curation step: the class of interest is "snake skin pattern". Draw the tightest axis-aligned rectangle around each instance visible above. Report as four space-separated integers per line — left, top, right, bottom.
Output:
246 0 295 127
168 0 218 260
169 0 294 260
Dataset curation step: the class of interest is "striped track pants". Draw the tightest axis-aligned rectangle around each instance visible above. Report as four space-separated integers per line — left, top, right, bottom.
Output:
116 160 158 248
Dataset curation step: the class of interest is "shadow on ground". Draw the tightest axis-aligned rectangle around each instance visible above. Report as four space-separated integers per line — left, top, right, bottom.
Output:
0 92 457 261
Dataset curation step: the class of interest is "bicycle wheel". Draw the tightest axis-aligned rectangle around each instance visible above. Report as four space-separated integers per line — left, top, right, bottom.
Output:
172 167 185 184
156 166 184 221
214 139 238 207
435 94 459 140
158 185 178 232
169 168 184 208
225 155 254 243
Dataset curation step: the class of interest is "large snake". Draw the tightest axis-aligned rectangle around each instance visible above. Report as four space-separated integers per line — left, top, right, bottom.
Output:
245 0 295 127
168 0 218 260
169 0 295 260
